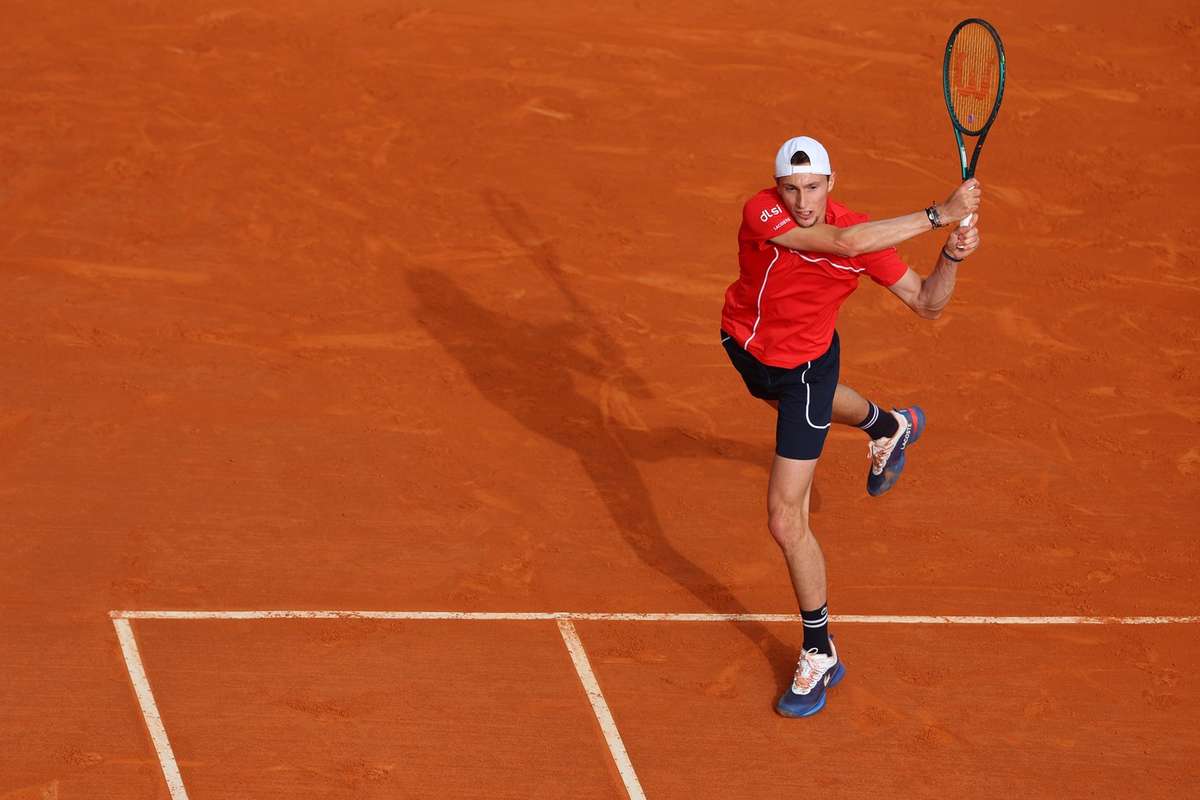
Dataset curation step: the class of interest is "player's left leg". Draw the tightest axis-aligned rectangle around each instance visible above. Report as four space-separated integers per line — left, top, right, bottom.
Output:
832 383 925 496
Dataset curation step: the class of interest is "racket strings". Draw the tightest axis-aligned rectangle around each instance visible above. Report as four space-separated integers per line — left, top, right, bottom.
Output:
948 24 1001 134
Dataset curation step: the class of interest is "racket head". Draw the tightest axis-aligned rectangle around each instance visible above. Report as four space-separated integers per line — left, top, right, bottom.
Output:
943 18 1006 138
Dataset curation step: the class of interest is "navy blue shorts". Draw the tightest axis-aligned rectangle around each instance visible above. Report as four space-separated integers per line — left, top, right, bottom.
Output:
721 330 841 461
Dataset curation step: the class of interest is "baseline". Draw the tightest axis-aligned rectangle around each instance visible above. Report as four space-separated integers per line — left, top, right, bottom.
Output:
111 610 1200 624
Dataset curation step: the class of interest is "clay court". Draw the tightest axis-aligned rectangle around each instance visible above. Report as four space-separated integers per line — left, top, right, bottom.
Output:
3 1 1199 798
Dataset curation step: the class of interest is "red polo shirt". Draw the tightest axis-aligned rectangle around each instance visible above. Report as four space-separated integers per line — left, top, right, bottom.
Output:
720 188 910 368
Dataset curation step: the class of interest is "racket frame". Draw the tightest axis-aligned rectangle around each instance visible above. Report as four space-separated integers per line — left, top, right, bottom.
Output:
942 17 1006 181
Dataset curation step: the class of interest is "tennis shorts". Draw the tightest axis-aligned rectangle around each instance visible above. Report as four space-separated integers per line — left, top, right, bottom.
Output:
721 330 841 461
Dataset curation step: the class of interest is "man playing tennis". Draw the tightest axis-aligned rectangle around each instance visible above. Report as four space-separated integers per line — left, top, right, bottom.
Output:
720 136 981 717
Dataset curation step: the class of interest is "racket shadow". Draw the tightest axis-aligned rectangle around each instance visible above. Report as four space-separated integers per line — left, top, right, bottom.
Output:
404 195 798 693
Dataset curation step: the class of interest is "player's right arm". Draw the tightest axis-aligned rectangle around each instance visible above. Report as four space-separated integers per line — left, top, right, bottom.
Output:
769 180 980 257
885 216 981 320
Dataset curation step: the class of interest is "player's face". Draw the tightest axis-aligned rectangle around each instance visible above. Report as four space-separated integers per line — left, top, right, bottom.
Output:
775 173 835 227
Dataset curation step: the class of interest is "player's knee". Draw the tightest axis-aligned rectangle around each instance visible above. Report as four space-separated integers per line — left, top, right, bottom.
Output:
767 501 811 552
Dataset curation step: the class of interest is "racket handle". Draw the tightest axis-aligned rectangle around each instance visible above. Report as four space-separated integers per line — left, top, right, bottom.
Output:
959 212 974 228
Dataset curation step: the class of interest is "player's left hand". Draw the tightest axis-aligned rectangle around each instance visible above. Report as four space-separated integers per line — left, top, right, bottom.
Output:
945 215 980 260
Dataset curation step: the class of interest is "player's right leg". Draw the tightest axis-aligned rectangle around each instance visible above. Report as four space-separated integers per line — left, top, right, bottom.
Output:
767 455 825 611
764 337 847 717
721 330 848 717
832 383 925 497
765 454 846 717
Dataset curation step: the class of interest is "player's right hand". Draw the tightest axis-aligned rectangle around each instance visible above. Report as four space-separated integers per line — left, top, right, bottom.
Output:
941 180 981 223
946 214 981 260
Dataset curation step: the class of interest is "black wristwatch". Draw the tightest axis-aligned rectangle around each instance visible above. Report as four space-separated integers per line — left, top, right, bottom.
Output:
924 204 944 229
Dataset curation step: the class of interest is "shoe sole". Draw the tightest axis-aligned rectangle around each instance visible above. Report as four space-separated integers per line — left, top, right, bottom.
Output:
774 662 847 718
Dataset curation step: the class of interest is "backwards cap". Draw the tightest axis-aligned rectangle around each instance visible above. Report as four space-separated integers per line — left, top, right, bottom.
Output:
774 136 832 178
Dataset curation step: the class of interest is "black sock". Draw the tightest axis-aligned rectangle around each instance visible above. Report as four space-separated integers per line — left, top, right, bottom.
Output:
856 402 899 440
801 604 831 656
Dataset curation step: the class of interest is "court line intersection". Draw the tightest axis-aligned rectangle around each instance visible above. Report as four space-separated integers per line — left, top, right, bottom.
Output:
112 610 1200 800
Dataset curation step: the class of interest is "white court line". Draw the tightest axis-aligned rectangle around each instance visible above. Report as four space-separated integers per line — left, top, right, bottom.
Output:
112 608 1200 799
557 619 646 800
112 618 190 800
111 609 1200 624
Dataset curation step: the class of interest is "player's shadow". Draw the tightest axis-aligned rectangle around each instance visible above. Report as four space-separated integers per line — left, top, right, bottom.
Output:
405 195 799 692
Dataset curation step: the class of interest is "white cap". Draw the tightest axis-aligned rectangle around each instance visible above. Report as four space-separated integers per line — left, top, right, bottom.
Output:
774 136 832 178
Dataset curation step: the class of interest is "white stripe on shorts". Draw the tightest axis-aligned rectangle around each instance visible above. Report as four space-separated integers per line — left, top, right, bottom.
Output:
800 360 831 430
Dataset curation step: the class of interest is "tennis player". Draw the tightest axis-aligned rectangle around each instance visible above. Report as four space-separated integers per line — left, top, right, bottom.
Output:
720 136 981 717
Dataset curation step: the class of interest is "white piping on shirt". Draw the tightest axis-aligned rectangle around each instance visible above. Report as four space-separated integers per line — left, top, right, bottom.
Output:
741 246 780 351
795 251 865 273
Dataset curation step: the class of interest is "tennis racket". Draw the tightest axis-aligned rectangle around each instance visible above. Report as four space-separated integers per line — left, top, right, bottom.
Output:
943 18 1006 227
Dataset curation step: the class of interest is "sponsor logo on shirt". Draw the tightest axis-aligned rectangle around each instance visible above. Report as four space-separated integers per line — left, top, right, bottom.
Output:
772 218 790 231
759 204 784 223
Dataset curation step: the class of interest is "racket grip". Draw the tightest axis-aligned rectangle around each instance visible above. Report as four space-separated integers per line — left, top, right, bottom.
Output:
959 213 974 228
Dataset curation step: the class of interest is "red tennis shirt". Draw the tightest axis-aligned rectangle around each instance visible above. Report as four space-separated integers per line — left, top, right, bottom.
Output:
721 188 910 368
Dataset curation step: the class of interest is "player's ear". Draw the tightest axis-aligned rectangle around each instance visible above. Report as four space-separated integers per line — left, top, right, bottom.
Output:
827 172 836 192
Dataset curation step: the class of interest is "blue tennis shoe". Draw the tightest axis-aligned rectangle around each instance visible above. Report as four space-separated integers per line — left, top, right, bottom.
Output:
776 637 846 718
866 406 925 497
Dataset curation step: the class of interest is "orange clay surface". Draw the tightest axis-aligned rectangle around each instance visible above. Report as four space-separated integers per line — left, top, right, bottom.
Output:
2 1 1199 798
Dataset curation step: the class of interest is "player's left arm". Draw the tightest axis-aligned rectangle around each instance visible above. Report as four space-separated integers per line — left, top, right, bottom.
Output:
886 217 981 320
